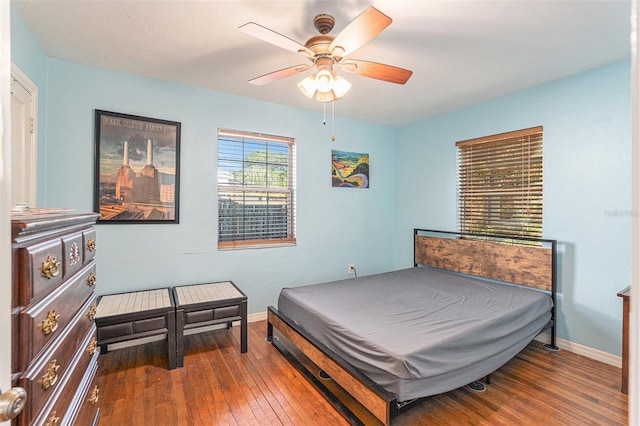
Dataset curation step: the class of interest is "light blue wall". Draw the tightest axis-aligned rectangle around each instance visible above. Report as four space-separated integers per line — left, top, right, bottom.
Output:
394 61 632 356
42 58 396 314
10 10 48 203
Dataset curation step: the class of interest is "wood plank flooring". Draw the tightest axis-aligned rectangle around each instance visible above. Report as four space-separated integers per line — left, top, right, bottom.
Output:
97 320 628 425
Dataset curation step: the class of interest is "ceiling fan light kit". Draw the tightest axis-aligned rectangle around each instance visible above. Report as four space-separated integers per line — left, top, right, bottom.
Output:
297 75 317 98
298 70 352 102
314 69 334 92
331 76 352 98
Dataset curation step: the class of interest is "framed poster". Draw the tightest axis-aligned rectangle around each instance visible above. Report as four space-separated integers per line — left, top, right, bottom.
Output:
94 110 181 223
331 150 369 188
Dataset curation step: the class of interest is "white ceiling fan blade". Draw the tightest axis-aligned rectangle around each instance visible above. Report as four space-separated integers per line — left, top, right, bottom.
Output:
329 7 392 59
239 22 314 57
248 64 312 86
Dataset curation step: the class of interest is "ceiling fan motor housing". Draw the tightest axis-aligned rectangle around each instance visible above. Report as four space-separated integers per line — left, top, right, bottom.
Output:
313 13 335 34
305 35 334 57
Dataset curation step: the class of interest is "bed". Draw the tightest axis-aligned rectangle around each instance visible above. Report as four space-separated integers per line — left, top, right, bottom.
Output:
267 229 558 425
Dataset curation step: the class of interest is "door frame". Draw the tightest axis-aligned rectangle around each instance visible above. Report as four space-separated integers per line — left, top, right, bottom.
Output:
0 0 13 398
10 63 37 208
631 0 640 423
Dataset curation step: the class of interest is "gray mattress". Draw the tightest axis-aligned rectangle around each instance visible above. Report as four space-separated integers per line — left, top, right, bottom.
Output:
277 267 553 402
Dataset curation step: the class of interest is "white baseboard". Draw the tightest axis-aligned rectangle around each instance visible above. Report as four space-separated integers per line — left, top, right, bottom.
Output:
248 311 267 323
534 333 621 368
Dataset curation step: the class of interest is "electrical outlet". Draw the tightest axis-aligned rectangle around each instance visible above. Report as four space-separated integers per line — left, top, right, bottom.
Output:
348 264 355 275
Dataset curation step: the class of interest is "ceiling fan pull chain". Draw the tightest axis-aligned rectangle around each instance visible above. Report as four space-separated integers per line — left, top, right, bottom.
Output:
331 100 336 141
323 101 327 125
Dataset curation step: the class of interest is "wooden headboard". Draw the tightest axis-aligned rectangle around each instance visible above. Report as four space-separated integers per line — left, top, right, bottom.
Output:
414 230 556 292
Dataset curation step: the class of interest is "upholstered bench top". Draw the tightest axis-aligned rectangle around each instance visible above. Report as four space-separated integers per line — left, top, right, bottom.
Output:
96 288 173 318
174 281 244 306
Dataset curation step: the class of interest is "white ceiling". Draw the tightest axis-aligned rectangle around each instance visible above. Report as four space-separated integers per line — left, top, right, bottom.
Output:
11 0 631 127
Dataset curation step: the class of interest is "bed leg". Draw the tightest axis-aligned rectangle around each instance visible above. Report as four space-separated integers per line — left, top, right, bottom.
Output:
543 326 560 351
465 381 486 393
544 342 560 351
266 320 274 343
466 375 491 392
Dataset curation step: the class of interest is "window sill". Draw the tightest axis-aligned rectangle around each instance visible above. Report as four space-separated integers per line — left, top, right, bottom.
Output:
218 239 296 250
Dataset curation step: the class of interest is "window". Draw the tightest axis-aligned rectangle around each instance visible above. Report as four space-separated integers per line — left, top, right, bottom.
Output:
457 126 543 239
217 129 296 249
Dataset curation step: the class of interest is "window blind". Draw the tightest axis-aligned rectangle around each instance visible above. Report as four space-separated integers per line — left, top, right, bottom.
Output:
217 128 296 249
457 126 543 239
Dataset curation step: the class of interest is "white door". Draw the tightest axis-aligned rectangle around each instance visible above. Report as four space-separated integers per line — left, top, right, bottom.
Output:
1 0 14 417
10 65 36 208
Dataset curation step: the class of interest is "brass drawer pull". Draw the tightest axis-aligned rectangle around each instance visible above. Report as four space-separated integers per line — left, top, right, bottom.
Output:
86 271 96 287
86 237 96 252
87 304 96 322
69 242 80 266
41 310 60 335
41 360 60 390
44 411 60 426
88 385 99 405
86 338 97 356
40 256 60 279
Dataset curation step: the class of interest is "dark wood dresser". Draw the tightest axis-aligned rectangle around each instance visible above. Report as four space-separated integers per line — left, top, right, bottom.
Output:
11 211 100 426
617 286 630 394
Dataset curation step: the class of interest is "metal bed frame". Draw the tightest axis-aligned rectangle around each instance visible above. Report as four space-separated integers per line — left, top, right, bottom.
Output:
267 229 558 425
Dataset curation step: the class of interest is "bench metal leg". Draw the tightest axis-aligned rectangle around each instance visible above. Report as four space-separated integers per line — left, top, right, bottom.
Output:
240 300 248 353
175 308 184 368
167 310 178 370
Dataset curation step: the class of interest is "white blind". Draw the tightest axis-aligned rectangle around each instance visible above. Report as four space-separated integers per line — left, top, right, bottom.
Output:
457 126 543 239
217 129 296 249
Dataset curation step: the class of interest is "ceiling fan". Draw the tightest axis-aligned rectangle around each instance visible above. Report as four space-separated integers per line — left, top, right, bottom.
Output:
239 6 413 103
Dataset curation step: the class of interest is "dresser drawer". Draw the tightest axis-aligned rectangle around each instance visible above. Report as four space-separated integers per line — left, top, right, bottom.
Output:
18 295 96 424
65 357 100 426
62 231 85 279
29 328 98 426
83 228 97 262
19 261 97 371
19 237 64 305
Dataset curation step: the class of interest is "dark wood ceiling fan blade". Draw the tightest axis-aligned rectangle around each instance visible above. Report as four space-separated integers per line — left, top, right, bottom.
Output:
341 59 413 84
329 7 392 59
248 64 311 86
239 22 314 57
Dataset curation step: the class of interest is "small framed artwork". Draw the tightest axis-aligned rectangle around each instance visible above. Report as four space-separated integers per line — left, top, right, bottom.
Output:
332 150 369 188
94 110 181 224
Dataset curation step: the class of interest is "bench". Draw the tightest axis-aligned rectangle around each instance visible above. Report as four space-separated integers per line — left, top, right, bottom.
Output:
95 288 177 369
95 282 248 370
173 281 247 368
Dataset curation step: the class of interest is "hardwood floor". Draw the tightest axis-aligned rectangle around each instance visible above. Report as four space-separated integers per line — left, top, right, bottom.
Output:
97 320 628 425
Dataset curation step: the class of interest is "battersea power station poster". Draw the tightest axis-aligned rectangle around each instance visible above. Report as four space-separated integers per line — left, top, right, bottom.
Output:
94 110 181 224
